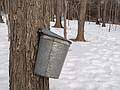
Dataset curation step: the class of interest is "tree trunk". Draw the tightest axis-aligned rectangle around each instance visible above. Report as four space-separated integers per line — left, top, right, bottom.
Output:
50 0 55 22
96 3 101 25
111 5 114 24
88 1 91 23
0 5 4 23
102 0 108 27
0 14 4 23
64 0 67 39
108 1 112 32
114 3 118 24
9 0 49 90
54 0 63 28
76 0 87 41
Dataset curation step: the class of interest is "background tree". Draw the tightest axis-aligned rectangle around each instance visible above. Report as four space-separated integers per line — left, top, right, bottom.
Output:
54 0 63 28
67 0 80 20
64 0 67 39
67 0 120 25
0 11 4 23
108 0 113 32
0 0 4 23
9 0 50 90
50 0 55 22
96 0 101 25
102 0 108 27
75 0 87 41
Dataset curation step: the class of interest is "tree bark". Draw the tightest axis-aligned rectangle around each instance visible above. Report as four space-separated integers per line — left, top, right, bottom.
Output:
102 0 108 27
50 0 55 22
96 3 101 25
0 3 4 23
114 3 118 24
0 14 4 23
9 0 49 90
64 0 67 39
108 1 112 32
76 0 87 41
54 0 63 28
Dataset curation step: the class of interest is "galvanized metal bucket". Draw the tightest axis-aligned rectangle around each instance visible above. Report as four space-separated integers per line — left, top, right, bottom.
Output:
34 29 71 79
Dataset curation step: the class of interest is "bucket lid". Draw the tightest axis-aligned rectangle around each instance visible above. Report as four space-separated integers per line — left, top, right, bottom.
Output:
39 29 72 44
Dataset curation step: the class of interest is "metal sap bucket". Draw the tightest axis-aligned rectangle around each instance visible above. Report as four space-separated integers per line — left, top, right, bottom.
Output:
34 29 71 79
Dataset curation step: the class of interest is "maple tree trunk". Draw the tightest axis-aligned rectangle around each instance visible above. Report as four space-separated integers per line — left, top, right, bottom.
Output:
9 0 50 90
96 3 101 25
64 0 67 39
0 4 4 23
0 14 4 23
76 0 87 41
50 0 55 22
102 0 108 27
54 0 63 28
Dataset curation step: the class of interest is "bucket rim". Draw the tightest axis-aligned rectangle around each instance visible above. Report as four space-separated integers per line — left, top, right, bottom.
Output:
39 29 72 44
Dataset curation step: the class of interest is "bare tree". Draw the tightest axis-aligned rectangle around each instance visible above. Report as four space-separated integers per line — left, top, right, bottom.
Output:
9 0 50 90
75 0 87 41
108 0 113 32
102 0 108 27
0 1 4 23
64 0 67 39
0 13 4 23
54 0 63 28
50 0 55 22
114 1 119 30
96 1 101 25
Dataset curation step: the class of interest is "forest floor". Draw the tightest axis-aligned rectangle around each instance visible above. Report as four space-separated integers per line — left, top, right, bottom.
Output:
0 20 120 90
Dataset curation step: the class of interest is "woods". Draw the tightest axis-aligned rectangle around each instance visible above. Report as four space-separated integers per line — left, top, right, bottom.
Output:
0 0 120 90
76 0 87 41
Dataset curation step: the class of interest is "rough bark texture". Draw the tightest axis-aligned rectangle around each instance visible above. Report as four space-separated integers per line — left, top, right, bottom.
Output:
76 0 87 41
9 0 50 90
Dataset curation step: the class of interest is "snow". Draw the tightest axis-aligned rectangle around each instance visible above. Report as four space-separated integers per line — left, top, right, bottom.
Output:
1 20 120 90
50 21 120 90
0 23 9 90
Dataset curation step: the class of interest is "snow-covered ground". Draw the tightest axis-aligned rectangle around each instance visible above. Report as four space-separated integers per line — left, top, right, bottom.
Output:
0 23 9 90
50 21 120 90
0 20 120 90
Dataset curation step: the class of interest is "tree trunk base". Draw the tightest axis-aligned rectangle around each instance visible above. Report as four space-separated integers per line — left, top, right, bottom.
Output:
50 15 55 22
70 38 86 42
54 23 63 28
0 16 4 23
54 16 63 28
75 39 86 42
51 19 55 22
102 23 106 27
96 20 100 25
